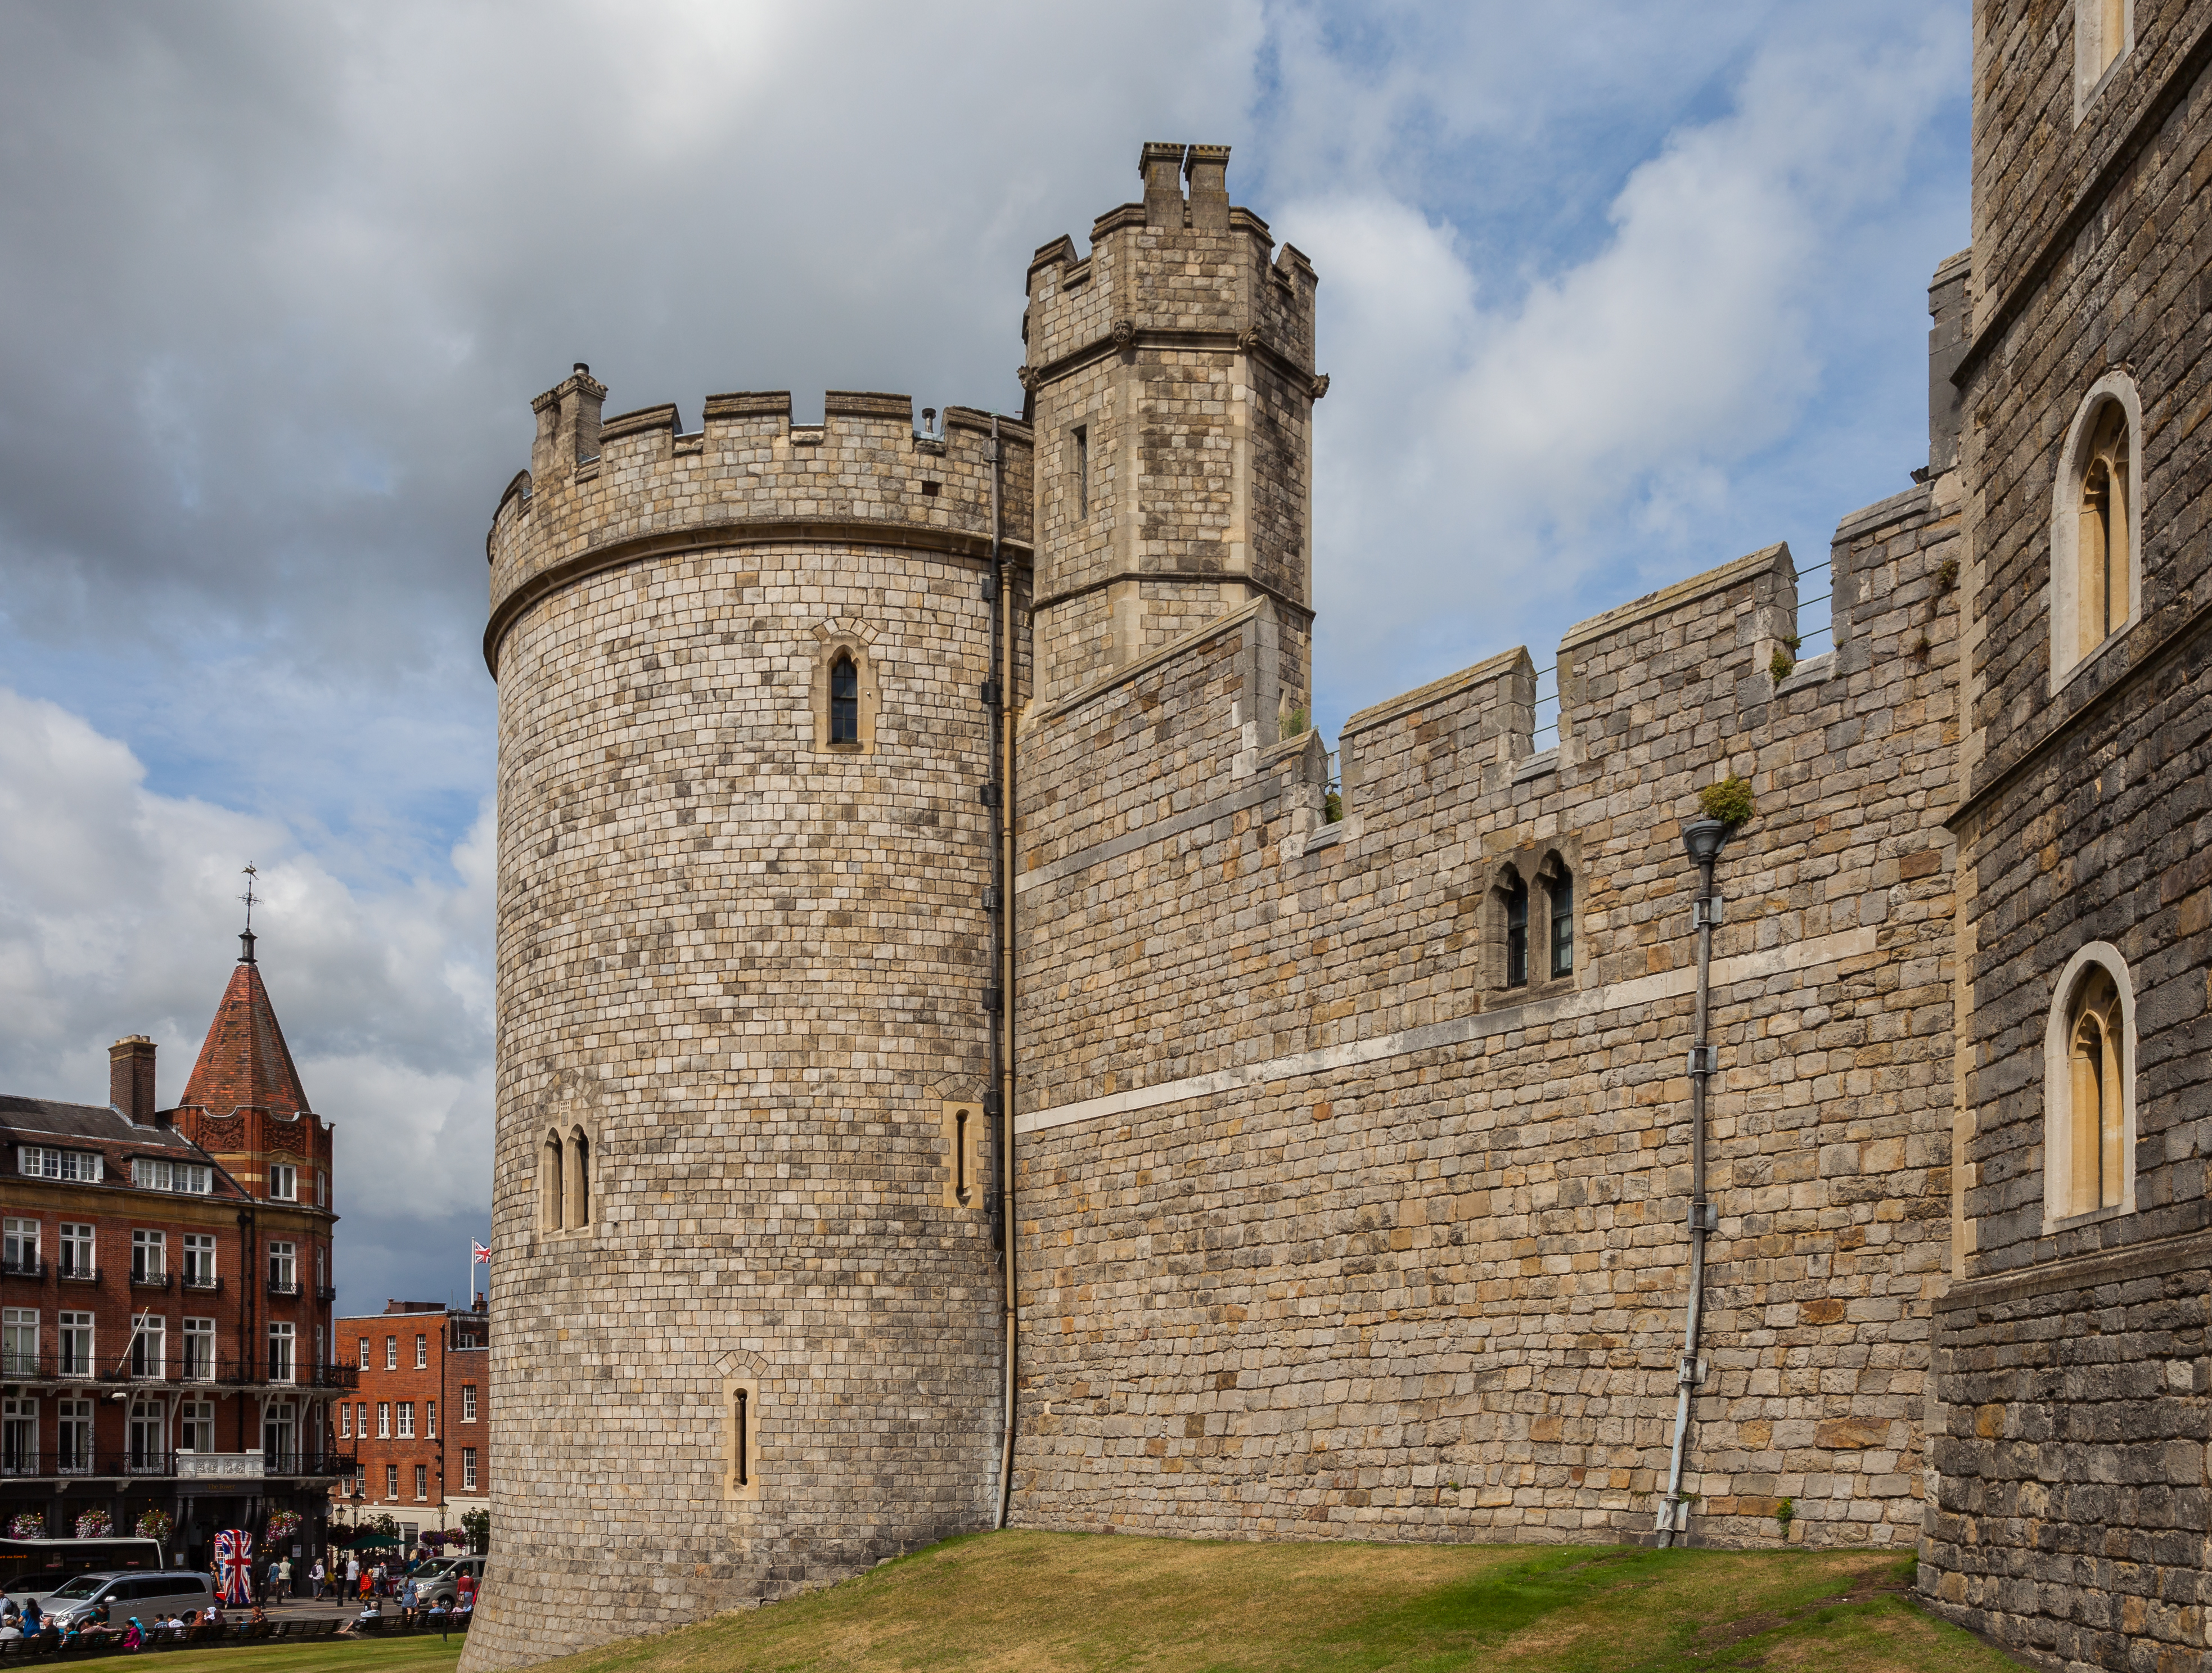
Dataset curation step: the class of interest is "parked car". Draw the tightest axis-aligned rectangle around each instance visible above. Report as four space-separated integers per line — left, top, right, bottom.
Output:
37 1570 217 1628
411 1555 484 1607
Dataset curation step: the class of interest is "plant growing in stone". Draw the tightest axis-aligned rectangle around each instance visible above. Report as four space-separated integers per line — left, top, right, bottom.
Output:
1280 707 1309 742
1776 1496 1795 1539
1698 774 1756 827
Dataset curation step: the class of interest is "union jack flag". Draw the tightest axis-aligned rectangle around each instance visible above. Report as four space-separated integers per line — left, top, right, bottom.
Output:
472 1241 490 1265
214 1530 253 1606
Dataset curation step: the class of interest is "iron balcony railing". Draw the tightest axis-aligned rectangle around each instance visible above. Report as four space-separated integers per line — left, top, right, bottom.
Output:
56 1264 98 1284
182 1273 221 1293
129 1268 172 1290
0 1449 359 1481
0 1352 359 1389
265 1278 301 1299
0 1257 43 1280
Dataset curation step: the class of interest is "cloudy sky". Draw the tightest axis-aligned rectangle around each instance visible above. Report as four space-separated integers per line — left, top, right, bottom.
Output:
0 1 1971 1319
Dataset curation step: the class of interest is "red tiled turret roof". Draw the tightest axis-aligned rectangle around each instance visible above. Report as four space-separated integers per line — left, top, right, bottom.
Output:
178 949 312 1120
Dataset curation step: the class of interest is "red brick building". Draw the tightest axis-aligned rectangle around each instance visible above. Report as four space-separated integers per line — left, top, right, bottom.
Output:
328 1298 490 1549
0 927 353 1567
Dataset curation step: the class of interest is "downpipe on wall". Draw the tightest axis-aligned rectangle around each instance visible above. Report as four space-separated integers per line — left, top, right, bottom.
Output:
1656 817 1730 1546
984 416 1020 1530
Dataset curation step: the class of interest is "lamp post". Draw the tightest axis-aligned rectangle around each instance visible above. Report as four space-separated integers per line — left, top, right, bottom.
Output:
1657 817 1729 1546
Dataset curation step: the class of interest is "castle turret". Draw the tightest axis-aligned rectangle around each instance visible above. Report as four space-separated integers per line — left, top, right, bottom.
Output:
469 381 1030 1668
1023 142 1322 715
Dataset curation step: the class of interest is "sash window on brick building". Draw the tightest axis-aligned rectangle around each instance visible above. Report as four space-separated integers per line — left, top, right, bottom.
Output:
58 1223 93 1279
184 1316 214 1381
183 1232 215 1287
1 1309 35 1377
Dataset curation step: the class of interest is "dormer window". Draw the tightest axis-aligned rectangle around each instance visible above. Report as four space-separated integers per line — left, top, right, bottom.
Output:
17 1146 102 1183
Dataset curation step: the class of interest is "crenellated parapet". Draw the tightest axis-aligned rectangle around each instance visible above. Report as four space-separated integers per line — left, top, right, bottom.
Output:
485 369 1032 677
1022 143 1323 712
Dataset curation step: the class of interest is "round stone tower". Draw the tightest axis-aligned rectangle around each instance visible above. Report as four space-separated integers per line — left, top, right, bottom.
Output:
462 378 1031 1670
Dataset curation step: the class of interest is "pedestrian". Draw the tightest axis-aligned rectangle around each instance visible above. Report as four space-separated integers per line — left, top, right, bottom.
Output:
310 1557 326 1601
345 1554 360 1598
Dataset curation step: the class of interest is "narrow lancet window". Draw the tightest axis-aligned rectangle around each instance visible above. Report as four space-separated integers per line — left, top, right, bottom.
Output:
2077 402 2128 651
567 1129 591 1228
830 654 859 744
735 1388 750 1488
542 1132 564 1232
1504 877 1529 989
954 1108 970 1204
1549 869 1575 980
1073 426 1089 519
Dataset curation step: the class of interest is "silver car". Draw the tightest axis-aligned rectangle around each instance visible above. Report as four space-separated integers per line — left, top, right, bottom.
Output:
37 1570 218 1628
409 1555 484 1607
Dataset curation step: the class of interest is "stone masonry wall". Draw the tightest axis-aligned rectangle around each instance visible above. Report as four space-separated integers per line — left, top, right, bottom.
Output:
1011 481 1962 1551
465 377 1034 1670
1926 5 2212 1665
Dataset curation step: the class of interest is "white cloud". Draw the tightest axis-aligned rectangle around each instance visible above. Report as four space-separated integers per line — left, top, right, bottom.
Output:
0 687 493 1270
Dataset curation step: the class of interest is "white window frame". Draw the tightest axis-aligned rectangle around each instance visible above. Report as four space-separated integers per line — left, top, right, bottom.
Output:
268 1164 297 1202
415 1333 427 1370
461 1385 477 1423
129 1314 165 1379
414 1463 428 1501
359 1337 371 1370
132 1157 211 1194
57 1310 93 1377
377 1402 390 1439
58 1223 93 1278
17 1147 101 1183
426 1400 436 1438
2042 942 2140 1232
1 1308 37 1377
385 1336 397 1370
182 1233 216 1287
462 1446 477 1490
183 1317 215 1382
56 1397 93 1473
268 1320 296 1384
340 1402 352 1438
317 1169 328 1208
130 1229 165 1282
178 1398 215 1454
2 1395 37 1474
2 1218 38 1271
385 1462 399 1501
267 1240 296 1291
398 1400 415 1439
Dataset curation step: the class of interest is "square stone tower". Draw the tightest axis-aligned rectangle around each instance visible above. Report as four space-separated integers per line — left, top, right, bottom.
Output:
1023 143 1323 723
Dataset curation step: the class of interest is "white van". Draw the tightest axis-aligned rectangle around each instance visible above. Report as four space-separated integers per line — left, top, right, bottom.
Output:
37 1570 218 1628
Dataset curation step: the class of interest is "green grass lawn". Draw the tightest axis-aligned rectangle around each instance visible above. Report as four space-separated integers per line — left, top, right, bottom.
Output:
133 1633 462 1673
111 1535 2020 1673
531 1531 2016 1673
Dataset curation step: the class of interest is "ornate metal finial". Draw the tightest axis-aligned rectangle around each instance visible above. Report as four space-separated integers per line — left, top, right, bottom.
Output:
238 863 259 964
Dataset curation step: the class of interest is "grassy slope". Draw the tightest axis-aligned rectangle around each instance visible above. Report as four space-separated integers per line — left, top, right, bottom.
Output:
139 1634 461 1673
519 1531 2022 1673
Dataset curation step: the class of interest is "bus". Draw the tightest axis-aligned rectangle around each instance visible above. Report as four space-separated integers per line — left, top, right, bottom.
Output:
0 1538 166 1606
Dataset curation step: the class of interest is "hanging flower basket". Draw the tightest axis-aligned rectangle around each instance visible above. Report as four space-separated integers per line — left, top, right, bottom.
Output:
264 1511 301 1543
136 1509 174 1545
7 1512 45 1540
74 1509 113 1539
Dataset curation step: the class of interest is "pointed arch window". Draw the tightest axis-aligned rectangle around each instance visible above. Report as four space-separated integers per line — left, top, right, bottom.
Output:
2042 944 2137 1229
540 1131 564 1233
2051 376 2141 687
1547 863 1575 980
566 1127 591 1229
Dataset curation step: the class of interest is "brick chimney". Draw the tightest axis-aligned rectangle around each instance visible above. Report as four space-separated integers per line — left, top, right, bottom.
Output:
110 1035 158 1125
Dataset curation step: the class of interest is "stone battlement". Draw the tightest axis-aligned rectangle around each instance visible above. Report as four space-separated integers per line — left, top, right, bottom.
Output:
485 371 1032 674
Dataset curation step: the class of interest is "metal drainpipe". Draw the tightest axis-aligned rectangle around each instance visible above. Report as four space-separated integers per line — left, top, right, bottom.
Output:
986 416 1020 1530
1656 818 1729 1546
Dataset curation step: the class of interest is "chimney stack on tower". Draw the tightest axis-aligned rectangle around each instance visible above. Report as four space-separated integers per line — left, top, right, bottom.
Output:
109 1035 159 1126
